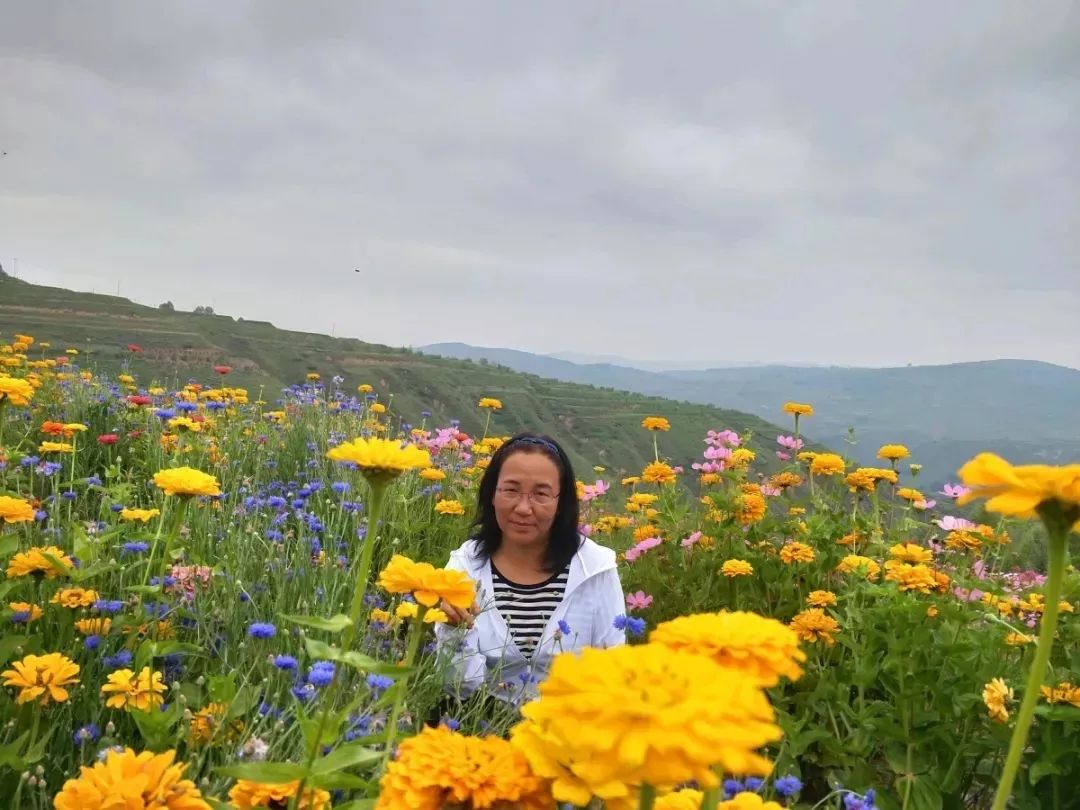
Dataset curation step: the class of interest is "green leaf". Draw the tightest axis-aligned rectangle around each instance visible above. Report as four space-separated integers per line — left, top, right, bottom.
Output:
0 534 19 558
215 761 310 782
1029 760 1063 785
68 561 116 583
0 634 30 666
208 673 238 704
310 741 382 775
302 637 410 676
309 772 373 790
126 584 164 595
0 580 22 601
283 613 352 633
0 731 30 771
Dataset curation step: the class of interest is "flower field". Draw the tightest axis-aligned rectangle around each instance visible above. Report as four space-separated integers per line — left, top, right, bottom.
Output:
1 331 1079 810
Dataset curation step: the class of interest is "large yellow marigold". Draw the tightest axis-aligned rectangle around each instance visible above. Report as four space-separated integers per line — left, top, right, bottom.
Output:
377 725 551 810
782 402 814 417
656 789 705 810
228 779 331 809
0 375 35 406
152 467 221 497
477 397 503 410
0 495 36 524
888 543 933 564
721 559 754 577
2 651 79 706
53 748 210 810
6 544 73 578
327 437 432 482
434 499 466 516
810 453 846 476
958 453 1080 521
642 461 677 485
50 587 99 608
101 667 167 711
736 492 767 525
509 644 781 808
377 554 476 608
419 467 446 481
836 555 881 581
650 610 805 686
779 541 815 564
120 508 161 523
883 561 938 594
641 416 670 431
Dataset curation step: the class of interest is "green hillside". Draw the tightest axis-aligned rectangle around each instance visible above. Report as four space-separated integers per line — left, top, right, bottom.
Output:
0 275 801 476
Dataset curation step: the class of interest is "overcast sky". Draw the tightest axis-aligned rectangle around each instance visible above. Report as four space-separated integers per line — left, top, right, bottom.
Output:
1 2 1077 369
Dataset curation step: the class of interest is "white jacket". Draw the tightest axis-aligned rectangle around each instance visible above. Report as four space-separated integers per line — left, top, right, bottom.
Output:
434 535 626 705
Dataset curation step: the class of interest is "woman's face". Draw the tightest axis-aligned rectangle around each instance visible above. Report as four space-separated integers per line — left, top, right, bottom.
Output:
492 450 561 550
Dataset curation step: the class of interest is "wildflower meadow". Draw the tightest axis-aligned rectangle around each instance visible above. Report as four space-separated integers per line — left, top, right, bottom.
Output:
0 331 1078 810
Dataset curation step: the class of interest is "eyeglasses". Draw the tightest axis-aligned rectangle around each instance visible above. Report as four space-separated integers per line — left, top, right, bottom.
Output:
495 487 559 507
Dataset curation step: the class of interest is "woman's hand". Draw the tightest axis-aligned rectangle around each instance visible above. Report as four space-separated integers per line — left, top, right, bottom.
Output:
440 598 477 628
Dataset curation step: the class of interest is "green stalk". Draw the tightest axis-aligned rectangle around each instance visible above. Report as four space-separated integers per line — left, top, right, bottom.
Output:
342 481 387 650
380 604 428 771
639 783 657 810
991 507 1074 810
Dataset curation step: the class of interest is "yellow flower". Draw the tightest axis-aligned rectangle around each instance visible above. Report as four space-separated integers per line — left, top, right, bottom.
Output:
730 448 756 469
629 492 658 506
6 544 73 578
782 402 814 417
700 472 721 486
434 499 466 516
656 789 706 810
734 492 767 526
877 444 911 461
642 461 677 484
377 554 476 608
809 453 846 476
779 541 815 564
621 476 641 486
721 559 754 578
836 555 881 581
478 397 503 410
395 602 449 623
50 587 99 608
376 725 551 810
2 652 80 705
641 416 670 431
306 372 321 381
167 416 202 433
770 472 803 489
896 487 924 502
650 611 805 686
789 608 840 645
0 494 35 523
957 453 1080 520
945 530 983 552
888 543 933 564
510 643 780 807
1040 683 1080 708
1004 633 1033 646
101 667 166 711
120 508 161 523
883 562 938 594
983 678 1013 723
153 467 222 497
189 701 244 746
420 467 446 481
807 590 837 608
39 440 74 453
327 437 432 483
75 618 112 635
228 779 330 809
720 794 785 810
370 402 387 414
53 748 210 810
0 375 35 406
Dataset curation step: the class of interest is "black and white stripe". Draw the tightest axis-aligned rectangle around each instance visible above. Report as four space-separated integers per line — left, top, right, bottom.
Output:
491 563 568 657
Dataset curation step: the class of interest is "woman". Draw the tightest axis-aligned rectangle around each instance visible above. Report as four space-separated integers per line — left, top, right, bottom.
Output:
434 433 626 709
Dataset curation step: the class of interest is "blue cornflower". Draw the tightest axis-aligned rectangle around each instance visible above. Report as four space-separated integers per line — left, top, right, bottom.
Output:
557 620 572 636
773 775 802 798
331 481 350 494
744 777 763 792
307 661 335 687
10 610 31 624
155 408 176 420
273 655 299 671
73 724 101 745
84 635 102 650
121 541 150 554
61 490 77 501
366 674 393 693
102 649 133 669
109 503 125 513
440 716 460 731
248 622 277 639
85 475 104 487
613 614 646 636
94 599 126 614
843 789 878 810
723 779 744 799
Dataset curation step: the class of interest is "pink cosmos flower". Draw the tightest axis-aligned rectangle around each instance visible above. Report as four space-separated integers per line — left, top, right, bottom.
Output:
680 531 703 549
624 536 663 562
579 524 593 536
940 483 971 499
760 484 781 497
706 429 741 448
777 435 805 451
776 451 792 461
626 590 653 611
913 499 937 511
704 445 733 462
936 516 976 531
580 480 609 502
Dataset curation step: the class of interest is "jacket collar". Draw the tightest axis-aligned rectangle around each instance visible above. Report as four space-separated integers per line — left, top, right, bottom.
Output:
453 535 615 598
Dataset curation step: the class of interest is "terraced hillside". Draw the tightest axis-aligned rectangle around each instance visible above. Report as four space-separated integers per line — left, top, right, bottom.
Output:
0 275 804 474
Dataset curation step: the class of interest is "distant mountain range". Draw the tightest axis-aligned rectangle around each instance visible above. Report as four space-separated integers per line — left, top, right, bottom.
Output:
421 342 1080 487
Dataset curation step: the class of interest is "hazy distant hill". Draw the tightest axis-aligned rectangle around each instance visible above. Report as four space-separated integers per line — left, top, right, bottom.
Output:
0 276 801 476
421 343 1080 487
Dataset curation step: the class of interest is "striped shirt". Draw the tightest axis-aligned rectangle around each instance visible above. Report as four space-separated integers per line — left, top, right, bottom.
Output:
491 562 569 657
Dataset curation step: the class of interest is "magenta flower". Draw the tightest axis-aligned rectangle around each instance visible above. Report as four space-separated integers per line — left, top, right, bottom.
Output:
706 429 741 448
936 515 976 531
624 536 663 562
579 523 593 536
913 499 937 511
776 451 792 461
580 479 610 502
626 590 653 611
777 434 805 451
939 483 971 499
760 484 781 497
680 531 703 549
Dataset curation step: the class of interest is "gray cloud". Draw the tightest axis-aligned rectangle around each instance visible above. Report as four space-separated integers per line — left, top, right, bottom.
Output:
1 1 1077 368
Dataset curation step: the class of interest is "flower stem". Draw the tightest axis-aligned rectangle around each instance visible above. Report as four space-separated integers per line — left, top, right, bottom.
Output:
639 783 657 810
343 482 386 651
990 520 1070 810
380 604 428 771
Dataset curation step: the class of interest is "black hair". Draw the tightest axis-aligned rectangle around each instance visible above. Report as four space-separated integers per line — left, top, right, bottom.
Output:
471 432 581 573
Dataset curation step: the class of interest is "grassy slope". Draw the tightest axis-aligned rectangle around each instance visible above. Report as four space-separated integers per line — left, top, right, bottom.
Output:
0 276 802 476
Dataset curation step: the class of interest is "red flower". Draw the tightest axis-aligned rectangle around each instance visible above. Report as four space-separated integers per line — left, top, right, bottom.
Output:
97 434 119 445
128 430 144 439
127 344 143 353
454 431 470 443
126 395 152 406
213 365 232 375
55 356 69 366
